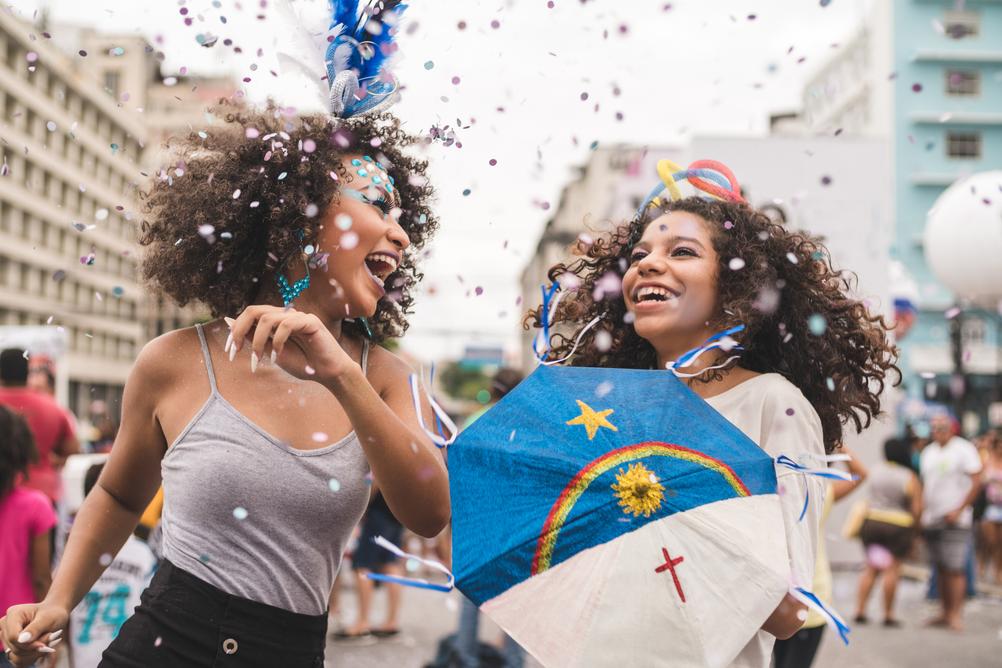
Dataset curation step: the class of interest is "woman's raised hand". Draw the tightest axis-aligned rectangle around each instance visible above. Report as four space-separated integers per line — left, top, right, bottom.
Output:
225 306 358 383
0 602 68 667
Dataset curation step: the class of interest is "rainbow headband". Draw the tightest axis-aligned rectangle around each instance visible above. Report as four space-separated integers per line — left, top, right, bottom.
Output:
637 159 747 217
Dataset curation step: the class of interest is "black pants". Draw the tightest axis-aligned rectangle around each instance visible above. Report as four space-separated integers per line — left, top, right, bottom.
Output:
772 625 824 668
100 560 327 667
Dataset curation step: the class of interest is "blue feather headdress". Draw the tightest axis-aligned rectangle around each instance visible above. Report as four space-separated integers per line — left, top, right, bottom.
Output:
327 0 407 117
275 0 407 118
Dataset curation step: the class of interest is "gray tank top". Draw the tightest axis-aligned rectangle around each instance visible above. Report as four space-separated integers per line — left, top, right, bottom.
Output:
160 324 371 615
867 462 912 514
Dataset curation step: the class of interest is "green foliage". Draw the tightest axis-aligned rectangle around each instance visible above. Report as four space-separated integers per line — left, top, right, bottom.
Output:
438 361 491 401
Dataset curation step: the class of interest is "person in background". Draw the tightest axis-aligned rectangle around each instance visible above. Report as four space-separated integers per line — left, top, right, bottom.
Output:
853 437 922 627
68 463 157 668
773 447 868 668
0 350 80 506
333 489 405 641
26 368 55 398
921 414 982 631
0 406 58 667
978 431 1002 585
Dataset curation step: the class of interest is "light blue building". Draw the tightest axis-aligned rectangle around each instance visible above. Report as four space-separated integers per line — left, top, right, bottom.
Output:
893 0 1002 433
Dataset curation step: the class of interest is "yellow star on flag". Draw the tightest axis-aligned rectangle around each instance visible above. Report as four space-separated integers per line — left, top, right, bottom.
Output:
566 400 618 440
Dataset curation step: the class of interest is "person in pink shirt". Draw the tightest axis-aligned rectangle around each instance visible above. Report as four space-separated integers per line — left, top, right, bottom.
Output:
0 350 79 505
0 405 58 664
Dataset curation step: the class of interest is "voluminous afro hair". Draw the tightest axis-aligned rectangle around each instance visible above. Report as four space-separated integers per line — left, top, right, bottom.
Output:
526 196 901 454
139 101 438 342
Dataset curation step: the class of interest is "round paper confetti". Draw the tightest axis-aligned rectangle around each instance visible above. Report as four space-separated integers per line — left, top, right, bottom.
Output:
808 314 827 336
233 506 248 520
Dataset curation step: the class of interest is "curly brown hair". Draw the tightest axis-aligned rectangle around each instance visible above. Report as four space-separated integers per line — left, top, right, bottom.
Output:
0 404 37 497
139 101 438 342
526 197 900 453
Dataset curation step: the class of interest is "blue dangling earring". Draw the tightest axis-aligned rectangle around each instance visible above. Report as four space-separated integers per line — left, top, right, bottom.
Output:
276 233 311 307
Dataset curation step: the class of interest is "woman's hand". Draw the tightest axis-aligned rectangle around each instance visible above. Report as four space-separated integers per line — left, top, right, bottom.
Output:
226 306 358 383
0 602 68 667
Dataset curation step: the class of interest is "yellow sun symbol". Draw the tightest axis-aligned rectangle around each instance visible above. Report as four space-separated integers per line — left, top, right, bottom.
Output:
611 463 666 518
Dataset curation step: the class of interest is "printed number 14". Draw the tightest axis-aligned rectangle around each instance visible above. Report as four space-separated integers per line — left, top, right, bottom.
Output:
77 585 131 644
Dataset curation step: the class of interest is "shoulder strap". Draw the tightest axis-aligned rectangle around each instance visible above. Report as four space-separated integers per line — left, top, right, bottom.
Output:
194 324 219 394
361 339 370 377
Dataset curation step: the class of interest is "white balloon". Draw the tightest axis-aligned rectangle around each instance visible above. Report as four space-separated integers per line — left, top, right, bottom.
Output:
924 171 1002 303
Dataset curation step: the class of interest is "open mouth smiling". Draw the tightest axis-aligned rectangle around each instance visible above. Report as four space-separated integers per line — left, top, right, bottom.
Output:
632 284 680 303
364 251 400 287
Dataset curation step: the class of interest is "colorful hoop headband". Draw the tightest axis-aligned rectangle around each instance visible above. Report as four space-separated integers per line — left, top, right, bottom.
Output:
638 158 746 216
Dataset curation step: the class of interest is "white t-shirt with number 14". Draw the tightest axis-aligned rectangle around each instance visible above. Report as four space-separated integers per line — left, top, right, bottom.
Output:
69 535 157 668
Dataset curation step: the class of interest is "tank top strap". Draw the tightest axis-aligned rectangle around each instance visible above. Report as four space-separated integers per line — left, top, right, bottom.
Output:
194 323 219 395
361 339 370 376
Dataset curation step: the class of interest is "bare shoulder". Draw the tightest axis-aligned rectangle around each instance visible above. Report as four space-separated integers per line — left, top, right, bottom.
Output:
363 342 415 393
129 326 204 389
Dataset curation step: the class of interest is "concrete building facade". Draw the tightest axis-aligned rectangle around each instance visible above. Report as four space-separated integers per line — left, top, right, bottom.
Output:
0 10 235 416
0 10 146 415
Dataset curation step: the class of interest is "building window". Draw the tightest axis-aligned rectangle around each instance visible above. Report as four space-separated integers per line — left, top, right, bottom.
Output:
103 70 120 98
943 10 979 39
945 69 979 96
961 316 986 347
946 131 982 159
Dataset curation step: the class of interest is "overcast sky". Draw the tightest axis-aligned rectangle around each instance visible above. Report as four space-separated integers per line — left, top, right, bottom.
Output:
7 0 874 362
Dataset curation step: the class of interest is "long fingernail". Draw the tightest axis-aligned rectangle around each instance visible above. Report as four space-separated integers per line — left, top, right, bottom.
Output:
49 630 63 641
18 631 32 643
224 316 236 328
270 350 277 364
38 646 55 654
251 351 259 373
224 332 233 354
47 638 62 648
229 343 237 362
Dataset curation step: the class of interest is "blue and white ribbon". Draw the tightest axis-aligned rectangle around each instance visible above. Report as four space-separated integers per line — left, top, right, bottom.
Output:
409 372 458 448
791 587 851 645
365 535 454 592
532 283 603 366
665 324 745 378
776 454 857 522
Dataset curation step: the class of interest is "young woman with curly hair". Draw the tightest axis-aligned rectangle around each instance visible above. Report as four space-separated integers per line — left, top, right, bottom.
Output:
1 105 450 668
527 194 899 667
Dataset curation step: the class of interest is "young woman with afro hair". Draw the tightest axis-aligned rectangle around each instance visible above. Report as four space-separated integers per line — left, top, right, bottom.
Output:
1 103 450 668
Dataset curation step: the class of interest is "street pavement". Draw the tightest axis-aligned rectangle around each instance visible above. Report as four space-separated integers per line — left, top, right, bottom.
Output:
325 569 1002 667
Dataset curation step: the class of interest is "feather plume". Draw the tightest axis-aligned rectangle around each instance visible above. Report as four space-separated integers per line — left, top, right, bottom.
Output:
274 0 407 117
